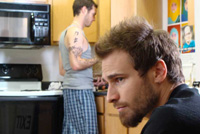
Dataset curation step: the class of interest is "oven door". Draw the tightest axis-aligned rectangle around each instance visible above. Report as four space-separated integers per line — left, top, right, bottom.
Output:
0 11 33 45
0 95 63 134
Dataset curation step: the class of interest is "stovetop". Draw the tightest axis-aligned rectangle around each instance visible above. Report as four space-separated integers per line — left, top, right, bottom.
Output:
0 64 61 96
0 64 43 81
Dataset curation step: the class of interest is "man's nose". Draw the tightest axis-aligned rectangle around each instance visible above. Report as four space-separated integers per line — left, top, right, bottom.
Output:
106 85 120 103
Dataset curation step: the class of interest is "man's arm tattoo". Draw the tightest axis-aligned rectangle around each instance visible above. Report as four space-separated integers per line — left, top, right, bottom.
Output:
68 46 83 58
74 37 78 43
74 31 79 36
74 31 79 43
82 58 97 64
69 46 97 66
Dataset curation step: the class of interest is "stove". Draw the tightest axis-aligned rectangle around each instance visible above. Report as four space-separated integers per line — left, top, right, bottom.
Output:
0 64 63 134
0 64 62 96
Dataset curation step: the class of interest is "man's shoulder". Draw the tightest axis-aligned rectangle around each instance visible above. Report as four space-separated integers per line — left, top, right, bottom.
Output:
66 26 82 37
142 102 200 134
151 103 179 120
157 86 200 116
143 87 200 133
64 26 84 47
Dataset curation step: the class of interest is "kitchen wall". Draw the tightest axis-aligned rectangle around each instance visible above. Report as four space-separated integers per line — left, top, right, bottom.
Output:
194 0 200 81
0 46 63 81
0 45 97 81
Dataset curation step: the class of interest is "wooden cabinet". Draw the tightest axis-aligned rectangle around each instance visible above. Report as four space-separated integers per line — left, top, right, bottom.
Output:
188 0 194 25
111 0 162 29
95 96 105 134
51 0 73 45
105 102 128 134
0 0 48 4
111 0 136 27
105 100 148 134
95 95 149 134
106 115 128 134
98 0 111 37
129 118 148 134
136 0 162 29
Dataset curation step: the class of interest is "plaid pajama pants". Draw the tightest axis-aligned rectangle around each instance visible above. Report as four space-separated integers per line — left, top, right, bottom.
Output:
62 89 99 134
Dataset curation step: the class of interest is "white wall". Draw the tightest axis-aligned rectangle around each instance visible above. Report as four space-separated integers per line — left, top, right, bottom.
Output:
194 0 200 81
162 0 168 31
0 46 63 81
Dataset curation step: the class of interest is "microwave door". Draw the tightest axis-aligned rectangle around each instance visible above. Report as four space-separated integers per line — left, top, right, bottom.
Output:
0 12 32 45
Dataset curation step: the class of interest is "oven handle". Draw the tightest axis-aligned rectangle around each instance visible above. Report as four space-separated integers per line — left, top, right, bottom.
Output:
30 13 35 43
0 96 62 101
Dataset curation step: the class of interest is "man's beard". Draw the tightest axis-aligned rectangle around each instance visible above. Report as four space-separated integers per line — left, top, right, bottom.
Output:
118 80 159 127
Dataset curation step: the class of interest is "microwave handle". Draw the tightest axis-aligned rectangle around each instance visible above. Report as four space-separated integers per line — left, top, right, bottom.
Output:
30 15 35 42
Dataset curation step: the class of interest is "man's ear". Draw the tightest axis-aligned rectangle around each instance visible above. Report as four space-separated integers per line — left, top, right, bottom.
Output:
154 60 167 83
81 6 88 15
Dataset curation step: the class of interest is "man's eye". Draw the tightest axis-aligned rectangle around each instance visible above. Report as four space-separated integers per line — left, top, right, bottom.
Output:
116 77 124 83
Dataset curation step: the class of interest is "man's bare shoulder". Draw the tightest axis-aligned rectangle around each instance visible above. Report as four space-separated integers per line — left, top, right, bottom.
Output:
64 26 83 48
66 26 82 38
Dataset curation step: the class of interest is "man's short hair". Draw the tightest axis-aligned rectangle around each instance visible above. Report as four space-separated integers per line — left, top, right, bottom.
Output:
73 0 98 17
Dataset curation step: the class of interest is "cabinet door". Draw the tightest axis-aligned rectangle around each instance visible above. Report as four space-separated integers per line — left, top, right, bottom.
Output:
105 101 128 134
111 0 136 27
51 0 73 45
188 0 194 25
137 0 162 29
98 114 105 134
129 118 148 134
95 96 105 113
84 0 98 43
51 0 98 45
105 115 128 134
98 0 111 37
0 0 48 3
95 96 105 134
106 101 118 114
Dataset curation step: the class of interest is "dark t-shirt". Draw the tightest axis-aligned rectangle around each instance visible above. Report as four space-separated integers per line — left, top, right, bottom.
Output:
141 84 200 134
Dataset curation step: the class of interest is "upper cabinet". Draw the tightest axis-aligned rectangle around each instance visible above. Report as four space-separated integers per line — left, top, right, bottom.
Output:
136 0 162 29
51 0 74 45
0 0 48 4
111 0 162 29
98 0 111 37
111 0 136 27
188 0 194 25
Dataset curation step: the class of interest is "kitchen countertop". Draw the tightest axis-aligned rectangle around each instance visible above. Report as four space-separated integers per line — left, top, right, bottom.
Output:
94 90 107 96
0 81 107 97
42 82 107 96
0 90 63 96
0 90 107 97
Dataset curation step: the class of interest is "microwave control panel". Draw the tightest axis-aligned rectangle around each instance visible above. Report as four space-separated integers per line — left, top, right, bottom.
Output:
32 13 50 45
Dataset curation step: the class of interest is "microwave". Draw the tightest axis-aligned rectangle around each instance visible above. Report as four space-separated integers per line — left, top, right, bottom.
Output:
0 2 50 49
